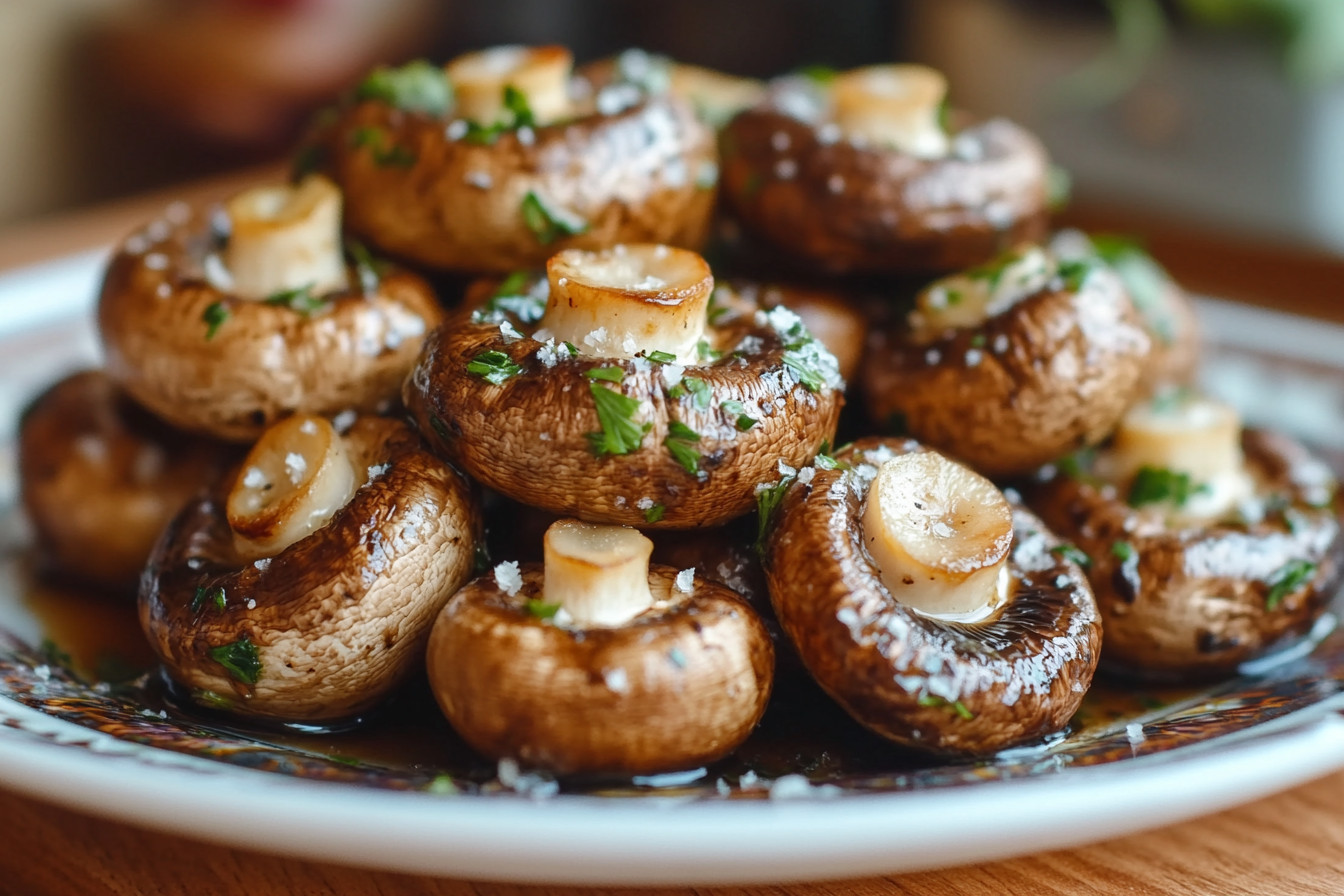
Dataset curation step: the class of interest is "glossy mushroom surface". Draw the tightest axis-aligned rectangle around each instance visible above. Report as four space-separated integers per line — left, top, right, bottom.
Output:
762 438 1101 756
1030 427 1342 680
98 192 442 443
426 560 773 776
721 279 868 384
315 49 718 274
139 416 480 724
18 370 231 592
720 68 1050 275
403 256 844 528
863 243 1151 477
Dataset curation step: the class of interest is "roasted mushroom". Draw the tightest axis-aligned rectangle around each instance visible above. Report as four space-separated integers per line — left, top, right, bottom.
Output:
404 243 845 528
98 175 442 442
1051 230 1199 396
720 65 1050 274
863 242 1152 477
315 47 718 274
584 48 766 129
1029 390 1343 680
721 279 868 384
762 438 1101 756
140 414 480 724
426 518 773 775
18 370 230 592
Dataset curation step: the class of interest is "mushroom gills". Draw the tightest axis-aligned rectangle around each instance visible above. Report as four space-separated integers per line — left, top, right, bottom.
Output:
832 64 950 158
226 415 358 560
222 175 349 301
539 244 713 363
861 450 1014 619
447 45 573 127
543 519 656 626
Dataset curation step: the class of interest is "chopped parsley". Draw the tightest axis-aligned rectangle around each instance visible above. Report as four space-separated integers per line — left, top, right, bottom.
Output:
664 421 702 475
1050 543 1092 569
755 475 796 555
1056 448 1097 481
586 380 650 456
783 344 829 392
467 350 524 385
355 59 453 117
721 399 757 431
696 339 722 362
644 349 677 364
669 376 711 409
585 366 625 383
190 585 227 614
797 64 838 84
263 284 327 316
643 503 666 523
350 126 417 168
524 598 562 619
202 301 229 340
1266 559 1316 610
917 694 975 720
209 637 261 685
1111 540 1136 562
345 240 384 294
1057 257 1100 292
474 271 546 323
969 332 987 348
707 290 731 325
520 191 588 245
1127 466 1206 508
461 84 537 144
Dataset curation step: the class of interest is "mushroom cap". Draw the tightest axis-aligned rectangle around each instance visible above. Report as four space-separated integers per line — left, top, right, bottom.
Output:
720 86 1050 275
139 417 481 724
1028 428 1343 679
763 437 1102 756
97 206 443 443
318 72 717 274
18 370 231 592
403 276 844 528
425 563 774 776
863 261 1151 477
723 279 868 384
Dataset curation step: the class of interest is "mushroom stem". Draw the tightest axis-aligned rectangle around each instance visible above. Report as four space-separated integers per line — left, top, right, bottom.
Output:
540 244 713 363
909 244 1055 338
832 64 950 158
1111 391 1251 518
226 415 358 560
447 45 573 127
861 451 1014 618
224 175 349 301
542 519 655 626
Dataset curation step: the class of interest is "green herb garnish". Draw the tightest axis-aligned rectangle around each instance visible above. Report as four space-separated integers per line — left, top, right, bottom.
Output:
585 382 651 456
1057 257 1099 292
917 693 975 720
721 399 757 431
209 637 262 685
1111 540 1136 562
355 60 453 117
524 598 562 619
585 366 625 383
669 376 711 409
707 290 731 325
502 84 535 128
202 301 229 340
467 350 524 385
1266 559 1317 610
1127 466 1206 508
350 126 416 168
755 475 796 555
263 284 326 316
520 191 588 245
461 84 537 144
426 774 460 795
797 64 838 84
1050 543 1092 569
643 503 666 524
345 240 383 294
190 585 227 614
696 339 722 362
644 350 677 364
664 421 702 475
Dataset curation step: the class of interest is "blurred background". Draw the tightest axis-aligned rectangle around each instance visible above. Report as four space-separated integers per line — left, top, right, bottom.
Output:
5 0 1344 253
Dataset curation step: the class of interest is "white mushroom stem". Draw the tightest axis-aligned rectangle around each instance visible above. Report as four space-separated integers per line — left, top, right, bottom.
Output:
542 519 655 627
447 44 573 126
226 415 358 561
668 64 765 127
541 244 713 363
910 244 1054 337
1111 392 1251 518
224 175 348 301
832 64 950 158
862 451 1014 618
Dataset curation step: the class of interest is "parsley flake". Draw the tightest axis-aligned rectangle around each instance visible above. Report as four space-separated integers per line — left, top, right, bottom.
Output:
202 301 229 340
721 399 757 431
520 191 588 245
461 84 537 144
1266 559 1316 610
190 585 227 614
1050 543 1092 569
355 60 453 117
645 349 677 364
345 240 384 294
209 637 262 685
696 339 722 362
585 366 625 383
263 283 327 316
669 376 711 409
917 694 975 719
585 382 650 456
524 598 562 619
350 126 416 168
1128 466 1207 508
755 476 795 555
467 351 524 385
664 421 702 475
643 503 666 523
1111 540 1136 562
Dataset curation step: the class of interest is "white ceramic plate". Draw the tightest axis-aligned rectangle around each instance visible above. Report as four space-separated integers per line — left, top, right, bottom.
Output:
2 250 1343 886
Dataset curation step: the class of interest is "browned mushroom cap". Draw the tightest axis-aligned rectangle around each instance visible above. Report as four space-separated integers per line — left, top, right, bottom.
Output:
721 279 868 384
316 50 717 274
426 562 773 776
1029 428 1342 680
403 269 844 528
762 437 1101 756
18 370 232 592
98 201 442 443
720 70 1050 275
139 416 480 724
863 244 1151 477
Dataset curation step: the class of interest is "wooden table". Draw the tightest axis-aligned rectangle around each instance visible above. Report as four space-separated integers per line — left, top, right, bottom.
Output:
3 174 1344 895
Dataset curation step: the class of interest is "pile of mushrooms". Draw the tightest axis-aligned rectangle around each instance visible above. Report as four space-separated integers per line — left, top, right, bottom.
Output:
16 45 1344 781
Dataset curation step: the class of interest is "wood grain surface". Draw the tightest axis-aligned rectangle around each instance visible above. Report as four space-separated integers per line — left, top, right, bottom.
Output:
3 171 1344 896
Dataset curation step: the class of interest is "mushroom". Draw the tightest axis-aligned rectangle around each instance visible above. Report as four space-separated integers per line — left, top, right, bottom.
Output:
1028 390 1343 680
1050 230 1200 398
98 175 443 442
583 48 767 129
18 370 231 592
719 279 868 383
761 438 1101 756
863 241 1152 477
313 48 718 274
403 244 845 528
720 65 1051 274
139 415 481 724
426 518 774 776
